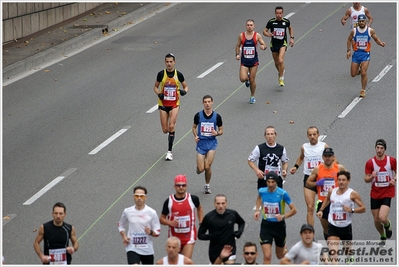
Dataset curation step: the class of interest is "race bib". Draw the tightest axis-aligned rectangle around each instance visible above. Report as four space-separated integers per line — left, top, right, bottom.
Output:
131 232 148 248
320 178 335 196
200 122 214 136
243 46 255 58
164 86 177 101
49 248 67 265
273 28 285 40
306 157 322 170
375 171 390 187
263 202 279 218
356 36 368 49
174 215 190 233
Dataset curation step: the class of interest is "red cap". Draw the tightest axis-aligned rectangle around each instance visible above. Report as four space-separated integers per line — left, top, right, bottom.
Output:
174 174 187 184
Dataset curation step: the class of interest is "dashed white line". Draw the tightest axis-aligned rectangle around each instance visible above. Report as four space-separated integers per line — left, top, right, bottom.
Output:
146 104 158 114
372 64 393 82
88 126 131 155
338 97 362 118
23 168 77 205
3 214 17 226
285 12 295 19
197 62 224 78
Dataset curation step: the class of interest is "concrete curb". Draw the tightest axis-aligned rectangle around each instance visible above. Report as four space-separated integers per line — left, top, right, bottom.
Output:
2 3 166 82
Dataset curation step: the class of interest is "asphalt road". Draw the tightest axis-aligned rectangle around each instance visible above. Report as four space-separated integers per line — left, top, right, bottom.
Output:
2 2 397 265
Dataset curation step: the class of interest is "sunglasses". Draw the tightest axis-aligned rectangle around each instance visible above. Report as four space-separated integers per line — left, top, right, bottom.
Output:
244 252 256 255
134 194 146 199
175 184 187 187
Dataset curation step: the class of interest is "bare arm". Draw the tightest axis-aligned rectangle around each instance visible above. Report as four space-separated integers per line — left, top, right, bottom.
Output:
66 226 79 255
197 204 204 224
370 28 385 47
316 189 332 218
235 33 242 60
192 123 199 143
257 32 267 50
289 145 304 174
365 8 373 26
288 25 294 47
153 80 160 96
346 29 354 59
350 191 366 214
253 194 262 220
306 166 319 188
184 256 194 265
248 160 264 179
180 80 188 93
284 202 297 220
263 27 271 37
34 225 49 264
341 8 351 26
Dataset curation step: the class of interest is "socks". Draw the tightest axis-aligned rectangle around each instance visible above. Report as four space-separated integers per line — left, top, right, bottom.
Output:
168 132 175 151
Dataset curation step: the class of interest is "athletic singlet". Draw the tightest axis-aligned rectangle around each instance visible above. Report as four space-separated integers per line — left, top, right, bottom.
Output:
366 156 396 199
316 163 339 202
158 69 181 107
43 221 72 264
256 143 285 177
241 31 258 66
197 111 218 140
352 27 371 52
303 142 325 175
166 193 197 243
350 6 365 28
328 188 354 227
162 254 185 265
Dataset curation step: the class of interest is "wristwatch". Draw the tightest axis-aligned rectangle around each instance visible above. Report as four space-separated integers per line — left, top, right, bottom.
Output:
351 208 355 214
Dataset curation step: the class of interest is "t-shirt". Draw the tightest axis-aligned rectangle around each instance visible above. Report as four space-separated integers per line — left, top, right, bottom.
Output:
285 241 322 264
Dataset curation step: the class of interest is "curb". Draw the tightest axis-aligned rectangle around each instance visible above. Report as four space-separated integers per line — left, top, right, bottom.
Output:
2 3 166 82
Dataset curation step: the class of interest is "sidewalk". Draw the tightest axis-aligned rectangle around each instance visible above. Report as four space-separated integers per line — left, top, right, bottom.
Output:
2 2 167 82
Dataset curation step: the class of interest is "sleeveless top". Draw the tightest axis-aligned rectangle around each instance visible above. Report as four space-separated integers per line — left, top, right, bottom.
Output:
241 31 258 66
303 142 325 175
316 163 339 202
43 220 72 264
158 69 181 107
350 6 365 28
197 111 218 140
353 26 371 52
328 188 354 227
162 254 185 265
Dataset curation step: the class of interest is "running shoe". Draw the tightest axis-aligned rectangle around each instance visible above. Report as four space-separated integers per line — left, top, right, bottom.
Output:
245 73 250 87
279 78 285 87
249 96 256 104
359 89 366 98
379 237 386 247
204 185 211 194
165 151 173 161
384 220 393 238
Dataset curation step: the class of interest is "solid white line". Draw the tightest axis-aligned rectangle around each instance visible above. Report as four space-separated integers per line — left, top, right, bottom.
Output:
197 62 224 78
285 12 295 19
338 97 362 118
146 104 158 114
372 64 393 82
88 126 131 155
23 168 77 205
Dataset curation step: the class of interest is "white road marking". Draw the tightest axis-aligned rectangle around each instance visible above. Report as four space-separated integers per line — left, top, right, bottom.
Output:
88 126 131 155
197 62 224 78
23 168 77 205
372 64 393 82
285 12 295 19
146 104 158 113
319 135 327 142
338 97 362 118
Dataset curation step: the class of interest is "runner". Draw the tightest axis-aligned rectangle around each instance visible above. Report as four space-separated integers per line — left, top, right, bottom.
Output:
364 139 396 246
289 126 330 226
153 53 189 161
235 19 267 104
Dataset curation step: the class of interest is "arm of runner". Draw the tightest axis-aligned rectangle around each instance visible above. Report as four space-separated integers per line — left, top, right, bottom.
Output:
341 8 351 26
290 145 304 174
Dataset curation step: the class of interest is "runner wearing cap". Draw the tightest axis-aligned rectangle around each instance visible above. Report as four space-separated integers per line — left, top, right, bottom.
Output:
254 171 297 264
364 139 396 246
306 148 347 241
160 175 204 259
280 223 323 264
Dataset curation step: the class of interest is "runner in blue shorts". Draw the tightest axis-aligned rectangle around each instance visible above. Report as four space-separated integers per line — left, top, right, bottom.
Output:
192 95 223 194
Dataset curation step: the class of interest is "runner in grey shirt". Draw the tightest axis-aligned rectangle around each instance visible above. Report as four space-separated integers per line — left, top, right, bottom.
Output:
280 224 323 265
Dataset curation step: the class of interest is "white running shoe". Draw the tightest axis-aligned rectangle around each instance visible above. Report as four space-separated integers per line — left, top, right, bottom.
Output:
165 151 173 161
204 185 211 194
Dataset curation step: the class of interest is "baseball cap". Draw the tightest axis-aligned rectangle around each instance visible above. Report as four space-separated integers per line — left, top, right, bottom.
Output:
323 147 334 156
265 171 278 182
174 174 187 184
300 223 315 233
357 14 367 21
